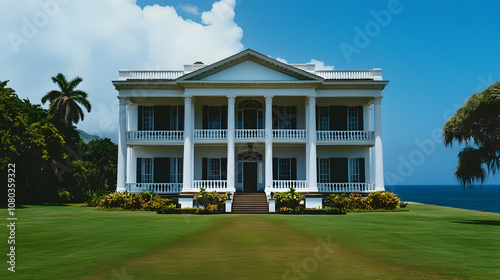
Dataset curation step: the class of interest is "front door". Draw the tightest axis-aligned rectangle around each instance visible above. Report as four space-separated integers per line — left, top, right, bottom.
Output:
243 162 258 192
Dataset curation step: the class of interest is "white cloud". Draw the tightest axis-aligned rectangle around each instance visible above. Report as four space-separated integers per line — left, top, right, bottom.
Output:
309 59 334 70
275 57 288 64
0 0 243 141
180 3 200 15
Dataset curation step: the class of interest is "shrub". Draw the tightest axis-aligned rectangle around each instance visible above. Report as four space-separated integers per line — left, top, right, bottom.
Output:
194 187 227 213
84 188 110 207
58 188 73 203
97 192 171 211
278 207 294 213
325 193 350 210
366 191 401 210
275 187 304 211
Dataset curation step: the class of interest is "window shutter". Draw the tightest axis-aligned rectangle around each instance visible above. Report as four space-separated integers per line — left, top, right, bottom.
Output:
316 106 320 130
330 106 347 131
136 158 142 183
154 106 170 130
357 106 364 131
221 158 227 180
203 106 208 129
273 158 278 180
359 158 365 183
154 158 170 183
316 158 319 181
272 106 278 129
178 106 184 131
291 158 297 180
221 105 228 129
202 158 207 180
138 106 143 131
291 106 297 129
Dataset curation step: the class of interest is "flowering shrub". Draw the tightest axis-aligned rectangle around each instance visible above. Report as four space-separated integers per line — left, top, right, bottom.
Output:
97 191 171 211
279 207 294 213
366 191 401 210
194 187 227 213
325 191 402 211
275 187 304 211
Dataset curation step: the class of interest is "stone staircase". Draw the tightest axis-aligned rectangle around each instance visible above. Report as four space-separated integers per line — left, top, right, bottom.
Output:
231 192 269 214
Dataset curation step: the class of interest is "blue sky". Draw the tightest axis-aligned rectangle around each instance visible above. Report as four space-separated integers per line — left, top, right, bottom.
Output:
1 0 499 185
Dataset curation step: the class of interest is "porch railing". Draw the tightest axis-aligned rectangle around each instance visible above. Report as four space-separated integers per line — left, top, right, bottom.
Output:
119 70 184 80
193 180 228 190
127 131 184 141
193 129 227 140
271 180 308 191
126 183 182 194
314 70 375 80
235 129 265 140
317 183 375 193
273 129 308 140
316 131 374 141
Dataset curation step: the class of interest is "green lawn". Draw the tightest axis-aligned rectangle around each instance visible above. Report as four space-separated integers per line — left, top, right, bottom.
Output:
1 204 499 279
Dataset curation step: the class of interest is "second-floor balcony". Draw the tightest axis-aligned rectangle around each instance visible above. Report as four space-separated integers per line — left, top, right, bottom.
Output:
127 131 184 141
194 129 227 140
273 129 308 141
235 129 265 140
316 131 374 142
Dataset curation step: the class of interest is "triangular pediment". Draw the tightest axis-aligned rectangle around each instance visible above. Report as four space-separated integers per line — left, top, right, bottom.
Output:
177 49 323 82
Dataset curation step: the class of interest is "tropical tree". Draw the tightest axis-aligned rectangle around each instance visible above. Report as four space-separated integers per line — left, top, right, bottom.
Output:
443 81 500 185
41 73 91 127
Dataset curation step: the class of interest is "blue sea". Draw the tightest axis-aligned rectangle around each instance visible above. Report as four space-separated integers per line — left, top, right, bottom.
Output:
385 185 500 213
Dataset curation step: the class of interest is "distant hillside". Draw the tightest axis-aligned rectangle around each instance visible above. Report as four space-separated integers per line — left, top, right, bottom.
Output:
77 129 101 143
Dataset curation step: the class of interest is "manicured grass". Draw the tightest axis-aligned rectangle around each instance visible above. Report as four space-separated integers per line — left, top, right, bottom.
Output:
1 204 499 279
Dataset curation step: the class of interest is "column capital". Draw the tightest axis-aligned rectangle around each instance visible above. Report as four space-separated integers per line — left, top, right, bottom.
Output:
117 96 127 105
227 96 236 104
265 96 273 104
307 96 316 105
373 96 383 105
184 96 193 104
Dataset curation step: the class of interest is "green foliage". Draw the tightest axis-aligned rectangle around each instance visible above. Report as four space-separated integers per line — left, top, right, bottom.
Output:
84 188 110 207
443 81 500 185
0 80 67 203
366 191 401 210
194 187 227 213
41 73 91 127
326 191 402 211
275 187 304 211
97 192 171 211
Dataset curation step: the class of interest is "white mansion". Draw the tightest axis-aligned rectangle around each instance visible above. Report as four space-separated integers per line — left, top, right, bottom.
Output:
113 49 387 207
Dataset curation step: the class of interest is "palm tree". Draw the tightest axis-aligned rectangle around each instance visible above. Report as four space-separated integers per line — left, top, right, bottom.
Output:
443 81 500 185
42 73 91 127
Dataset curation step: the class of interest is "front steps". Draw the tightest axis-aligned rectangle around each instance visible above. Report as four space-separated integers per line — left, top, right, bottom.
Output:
232 192 269 214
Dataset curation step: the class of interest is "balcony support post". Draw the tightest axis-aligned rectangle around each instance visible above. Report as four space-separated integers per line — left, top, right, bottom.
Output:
307 97 317 192
265 96 273 195
227 96 236 192
374 97 385 191
117 97 127 192
183 97 193 192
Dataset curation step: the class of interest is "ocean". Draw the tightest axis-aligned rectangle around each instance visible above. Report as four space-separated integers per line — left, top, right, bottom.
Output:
385 185 500 214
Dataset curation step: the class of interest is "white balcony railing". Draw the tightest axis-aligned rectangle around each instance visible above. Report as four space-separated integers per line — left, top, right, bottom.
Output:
316 131 374 141
119 70 184 80
235 129 265 140
193 129 227 140
271 180 308 191
127 131 184 141
273 129 308 140
126 183 182 194
193 180 228 191
314 70 375 80
317 183 375 193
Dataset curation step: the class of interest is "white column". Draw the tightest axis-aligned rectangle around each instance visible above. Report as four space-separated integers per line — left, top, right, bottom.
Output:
227 96 236 192
183 97 193 192
307 97 317 192
368 105 374 185
117 97 127 192
265 96 273 194
374 97 385 191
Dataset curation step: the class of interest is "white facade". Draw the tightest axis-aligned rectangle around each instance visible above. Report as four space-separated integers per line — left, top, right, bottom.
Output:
113 49 388 196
